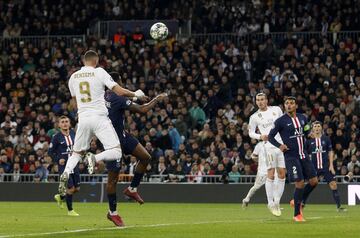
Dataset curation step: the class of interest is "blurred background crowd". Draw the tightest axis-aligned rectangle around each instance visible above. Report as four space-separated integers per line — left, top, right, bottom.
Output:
1 0 360 36
0 0 359 183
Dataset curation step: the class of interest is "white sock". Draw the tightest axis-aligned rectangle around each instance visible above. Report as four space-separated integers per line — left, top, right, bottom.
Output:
109 210 118 216
95 147 122 162
129 187 137 192
265 178 275 206
244 184 261 202
274 178 285 205
64 153 82 174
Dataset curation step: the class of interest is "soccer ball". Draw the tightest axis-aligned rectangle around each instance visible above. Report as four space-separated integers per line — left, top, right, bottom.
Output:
150 22 168 40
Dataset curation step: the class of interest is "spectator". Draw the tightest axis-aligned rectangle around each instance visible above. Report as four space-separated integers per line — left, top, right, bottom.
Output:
34 160 48 182
228 165 241 183
347 155 360 173
182 155 193 175
188 163 204 183
12 162 21 182
189 101 206 129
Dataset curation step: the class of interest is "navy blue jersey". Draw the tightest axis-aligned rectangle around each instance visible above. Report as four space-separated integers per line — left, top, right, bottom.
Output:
306 135 332 170
268 113 308 160
105 90 132 138
48 130 75 163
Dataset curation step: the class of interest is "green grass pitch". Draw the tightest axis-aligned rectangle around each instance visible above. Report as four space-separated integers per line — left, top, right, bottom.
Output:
0 202 358 238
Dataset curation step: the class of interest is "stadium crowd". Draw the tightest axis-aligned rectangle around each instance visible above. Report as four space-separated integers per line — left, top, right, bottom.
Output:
1 0 360 36
0 1 359 184
0 30 360 183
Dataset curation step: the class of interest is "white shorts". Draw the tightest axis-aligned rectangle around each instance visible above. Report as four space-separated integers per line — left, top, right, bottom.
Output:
264 142 285 169
254 174 267 187
73 115 120 152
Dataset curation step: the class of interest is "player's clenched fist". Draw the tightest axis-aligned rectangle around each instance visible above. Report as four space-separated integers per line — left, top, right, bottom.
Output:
155 93 168 101
134 89 146 98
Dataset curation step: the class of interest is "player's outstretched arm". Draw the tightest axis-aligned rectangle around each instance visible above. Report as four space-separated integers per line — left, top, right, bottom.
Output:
111 84 146 99
128 93 168 114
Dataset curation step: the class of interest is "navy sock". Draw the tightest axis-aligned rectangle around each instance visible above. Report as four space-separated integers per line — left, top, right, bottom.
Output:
108 193 117 212
332 189 341 208
302 183 317 205
130 172 144 188
294 188 304 216
66 194 73 211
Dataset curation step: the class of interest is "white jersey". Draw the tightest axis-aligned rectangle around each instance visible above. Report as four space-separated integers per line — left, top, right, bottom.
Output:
248 106 283 144
68 66 117 117
252 142 267 176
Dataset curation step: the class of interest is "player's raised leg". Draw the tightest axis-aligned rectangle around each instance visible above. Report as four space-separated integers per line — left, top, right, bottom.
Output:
59 120 92 195
242 175 266 208
123 143 151 204
85 117 123 174
57 166 81 216
242 143 267 208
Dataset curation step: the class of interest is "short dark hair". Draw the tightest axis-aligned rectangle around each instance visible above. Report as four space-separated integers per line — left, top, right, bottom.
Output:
84 50 98 62
284 96 297 103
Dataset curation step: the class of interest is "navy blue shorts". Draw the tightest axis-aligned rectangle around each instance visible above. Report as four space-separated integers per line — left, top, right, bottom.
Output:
317 169 336 183
285 157 317 182
106 133 139 173
59 165 80 188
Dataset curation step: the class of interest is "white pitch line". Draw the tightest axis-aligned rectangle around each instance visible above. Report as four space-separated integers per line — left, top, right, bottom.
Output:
0 216 344 238
0 220 243 238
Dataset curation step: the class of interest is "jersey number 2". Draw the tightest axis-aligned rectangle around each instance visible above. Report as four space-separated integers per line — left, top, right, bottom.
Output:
79 81 92 102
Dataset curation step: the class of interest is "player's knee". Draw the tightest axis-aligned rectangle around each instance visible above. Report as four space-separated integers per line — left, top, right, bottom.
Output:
310 178 318 186
113 147 122 158
74 151 85 156
254 183 262 190
277 168 286 179
295 180 305 188
329 181 337 190
141 155 151 165
107 175 118 188
267 169 275 178
67 187 75 194
106 182 117 193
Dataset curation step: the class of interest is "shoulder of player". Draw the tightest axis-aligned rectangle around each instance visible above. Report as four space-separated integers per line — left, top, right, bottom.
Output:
296 113 307 119
249 109 260 120
94 67 104 73
273 114 286 126
51 132 61 141
95 67 110 77
268 105 281 111
276 113 287 121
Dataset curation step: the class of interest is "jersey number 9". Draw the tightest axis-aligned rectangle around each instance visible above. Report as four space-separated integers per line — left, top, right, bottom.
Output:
79 81 92 103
